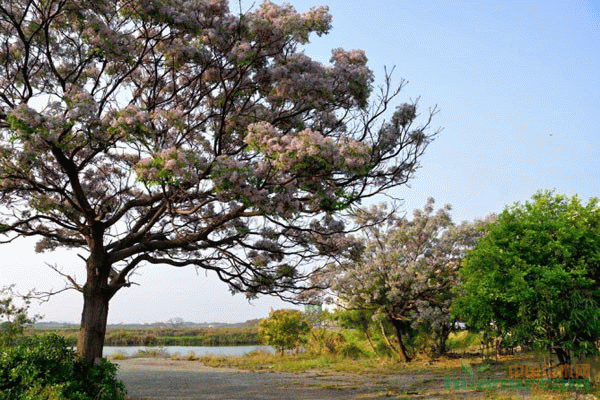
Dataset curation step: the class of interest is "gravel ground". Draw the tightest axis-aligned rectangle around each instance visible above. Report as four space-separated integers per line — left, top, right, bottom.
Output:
115 358 596 400
115 358 448 399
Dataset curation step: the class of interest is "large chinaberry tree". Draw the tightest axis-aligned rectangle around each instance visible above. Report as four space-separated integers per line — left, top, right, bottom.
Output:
0 0 437 363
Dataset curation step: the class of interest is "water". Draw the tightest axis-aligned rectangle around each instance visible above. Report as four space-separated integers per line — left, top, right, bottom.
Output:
103 345 275 357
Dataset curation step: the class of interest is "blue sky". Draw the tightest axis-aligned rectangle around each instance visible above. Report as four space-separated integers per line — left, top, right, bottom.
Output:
2 0 599 323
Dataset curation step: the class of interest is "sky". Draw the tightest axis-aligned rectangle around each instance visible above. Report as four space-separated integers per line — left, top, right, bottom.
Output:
2 0 600 324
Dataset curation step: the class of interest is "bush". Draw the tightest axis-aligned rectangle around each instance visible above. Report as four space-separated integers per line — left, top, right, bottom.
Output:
306 329 366 359
0 334 126 400
339 342 365 359
307 328 346 355
258 309 310 354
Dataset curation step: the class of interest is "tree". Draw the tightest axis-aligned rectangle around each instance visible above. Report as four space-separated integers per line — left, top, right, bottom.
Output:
0 0 437 363
323 199 488 361
258 309 310 354
0 285 38 346
453 191 600 366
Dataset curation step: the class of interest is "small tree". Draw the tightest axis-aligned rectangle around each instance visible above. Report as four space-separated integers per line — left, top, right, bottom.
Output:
0 0 438 363
258 309 310 354
0 285 38 346
323 199 489 361
454 191 600 366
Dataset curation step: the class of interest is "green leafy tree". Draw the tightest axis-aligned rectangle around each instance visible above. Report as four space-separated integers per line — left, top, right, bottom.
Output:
332 309 378 354
0 0 437 363
454 191 600 365
0 285 38 346
258 309 310 354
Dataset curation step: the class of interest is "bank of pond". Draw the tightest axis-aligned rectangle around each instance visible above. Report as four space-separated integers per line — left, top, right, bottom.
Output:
35 326 261 347
104 345 274 358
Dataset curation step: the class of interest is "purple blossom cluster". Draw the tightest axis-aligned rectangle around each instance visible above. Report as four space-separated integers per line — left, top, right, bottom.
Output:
245 121 370 174
320 200 490 358
0 0 438 362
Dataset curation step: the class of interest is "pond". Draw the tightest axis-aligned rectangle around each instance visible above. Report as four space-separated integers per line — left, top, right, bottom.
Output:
103 345 275 357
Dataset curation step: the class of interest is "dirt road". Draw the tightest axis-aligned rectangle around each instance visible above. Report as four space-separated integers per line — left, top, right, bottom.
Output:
115 358 447 399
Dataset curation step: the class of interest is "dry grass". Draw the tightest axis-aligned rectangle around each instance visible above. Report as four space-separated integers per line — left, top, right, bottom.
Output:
195 351 600 399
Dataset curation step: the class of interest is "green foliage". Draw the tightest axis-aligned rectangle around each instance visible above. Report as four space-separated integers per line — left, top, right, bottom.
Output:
445 330 482 352
454 190 600 362
0 286 38 346
331 309 405 358
333 309 373 333
307 329 347 356
258 309 310 354
0 334 126 400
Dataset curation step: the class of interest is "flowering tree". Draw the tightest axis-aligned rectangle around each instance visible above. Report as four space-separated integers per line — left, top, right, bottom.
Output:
323 199 489 361
0 0 437 363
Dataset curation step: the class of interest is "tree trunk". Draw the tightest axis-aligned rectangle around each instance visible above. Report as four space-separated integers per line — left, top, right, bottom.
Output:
435 323 450 356
77 286 110 364
379 319 402 359
390 318 412 362
553 347 572 378
364 328 377 355
554 347 571 365
77 240 112 365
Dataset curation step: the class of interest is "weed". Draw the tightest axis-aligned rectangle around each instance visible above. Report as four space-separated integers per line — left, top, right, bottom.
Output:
134 347 169 358
109 350 128 360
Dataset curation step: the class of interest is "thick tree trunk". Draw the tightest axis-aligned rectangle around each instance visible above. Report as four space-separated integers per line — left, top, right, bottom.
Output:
77 235 113 365
77 286 110 364
379 320 402 358
553 347 572 378
554 347 571 365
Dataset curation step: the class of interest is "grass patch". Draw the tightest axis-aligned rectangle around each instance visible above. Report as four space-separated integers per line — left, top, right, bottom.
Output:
108 350 128 360
197 350 471 374
446 330 482 352
134 347 169 358
172 351 198 361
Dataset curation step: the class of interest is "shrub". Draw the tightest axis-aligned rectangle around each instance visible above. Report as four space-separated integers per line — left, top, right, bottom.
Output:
339 342 365 359
134 347 169 358
259 309 310 354
0 334 126 400
307 328 346 355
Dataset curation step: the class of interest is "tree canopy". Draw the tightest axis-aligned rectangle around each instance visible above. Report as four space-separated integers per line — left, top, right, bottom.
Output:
318 199 488 361
453 191 600 365
0 0 437 362
258 308 310 354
